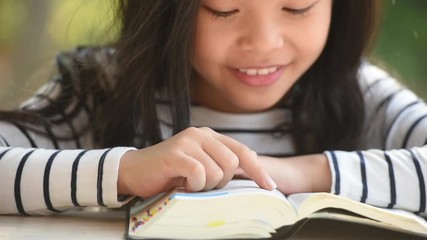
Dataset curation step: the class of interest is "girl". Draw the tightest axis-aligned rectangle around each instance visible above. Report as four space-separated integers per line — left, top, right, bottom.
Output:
0 0 426 218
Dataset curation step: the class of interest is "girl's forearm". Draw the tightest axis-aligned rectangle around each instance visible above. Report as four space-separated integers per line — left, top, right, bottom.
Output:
257 154 332 194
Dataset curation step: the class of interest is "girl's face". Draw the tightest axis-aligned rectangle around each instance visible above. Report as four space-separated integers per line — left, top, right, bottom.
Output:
192 0 332 113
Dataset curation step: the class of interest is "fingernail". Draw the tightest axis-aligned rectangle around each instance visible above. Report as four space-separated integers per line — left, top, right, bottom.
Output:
265 176 277 190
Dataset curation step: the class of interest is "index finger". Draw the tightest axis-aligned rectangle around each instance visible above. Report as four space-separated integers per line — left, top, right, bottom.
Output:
210 131 277 190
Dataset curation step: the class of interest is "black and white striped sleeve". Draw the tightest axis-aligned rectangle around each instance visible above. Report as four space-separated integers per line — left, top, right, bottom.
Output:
325 63 427 216
326 147 427 216
0 146 135 215
0 48 136 215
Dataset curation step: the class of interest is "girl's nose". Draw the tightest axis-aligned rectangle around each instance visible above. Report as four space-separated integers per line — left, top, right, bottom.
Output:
237 16 285 54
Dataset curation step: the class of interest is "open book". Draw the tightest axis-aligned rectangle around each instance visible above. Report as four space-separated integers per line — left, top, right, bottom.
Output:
125 180 427 239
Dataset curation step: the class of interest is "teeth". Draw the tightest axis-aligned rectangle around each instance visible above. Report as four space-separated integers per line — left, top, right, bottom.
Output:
239 67 278 76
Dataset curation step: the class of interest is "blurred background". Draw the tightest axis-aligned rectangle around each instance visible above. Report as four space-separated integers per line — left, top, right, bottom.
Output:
0 0 425 109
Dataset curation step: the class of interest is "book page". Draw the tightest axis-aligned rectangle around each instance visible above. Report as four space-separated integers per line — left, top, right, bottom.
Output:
287 192 427 236
162 180 298 228
174 179 286 199
128 180 301 239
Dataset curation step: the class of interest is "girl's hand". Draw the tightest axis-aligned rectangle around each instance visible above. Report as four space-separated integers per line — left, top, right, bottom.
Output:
117 127 276 198
235 154 332 195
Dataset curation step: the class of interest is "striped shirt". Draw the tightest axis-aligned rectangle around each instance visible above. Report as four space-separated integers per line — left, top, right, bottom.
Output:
0 48 426 216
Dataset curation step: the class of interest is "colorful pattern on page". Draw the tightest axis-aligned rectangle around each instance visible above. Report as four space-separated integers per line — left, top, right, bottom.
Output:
130 196 172 232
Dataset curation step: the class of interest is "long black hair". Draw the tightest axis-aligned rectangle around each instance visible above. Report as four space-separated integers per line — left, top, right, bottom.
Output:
0 0 380 154
291 0 379 153
95 0 200 148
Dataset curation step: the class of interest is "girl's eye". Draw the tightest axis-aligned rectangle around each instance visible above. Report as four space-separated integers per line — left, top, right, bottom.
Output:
282 1 318 17
204 6 239 19
282 6 312 16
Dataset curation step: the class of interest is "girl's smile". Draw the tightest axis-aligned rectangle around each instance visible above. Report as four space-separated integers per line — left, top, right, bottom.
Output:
230 65 286 87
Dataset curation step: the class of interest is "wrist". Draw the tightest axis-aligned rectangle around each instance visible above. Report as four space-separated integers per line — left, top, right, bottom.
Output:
309 153 332 192
117 150 136 195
